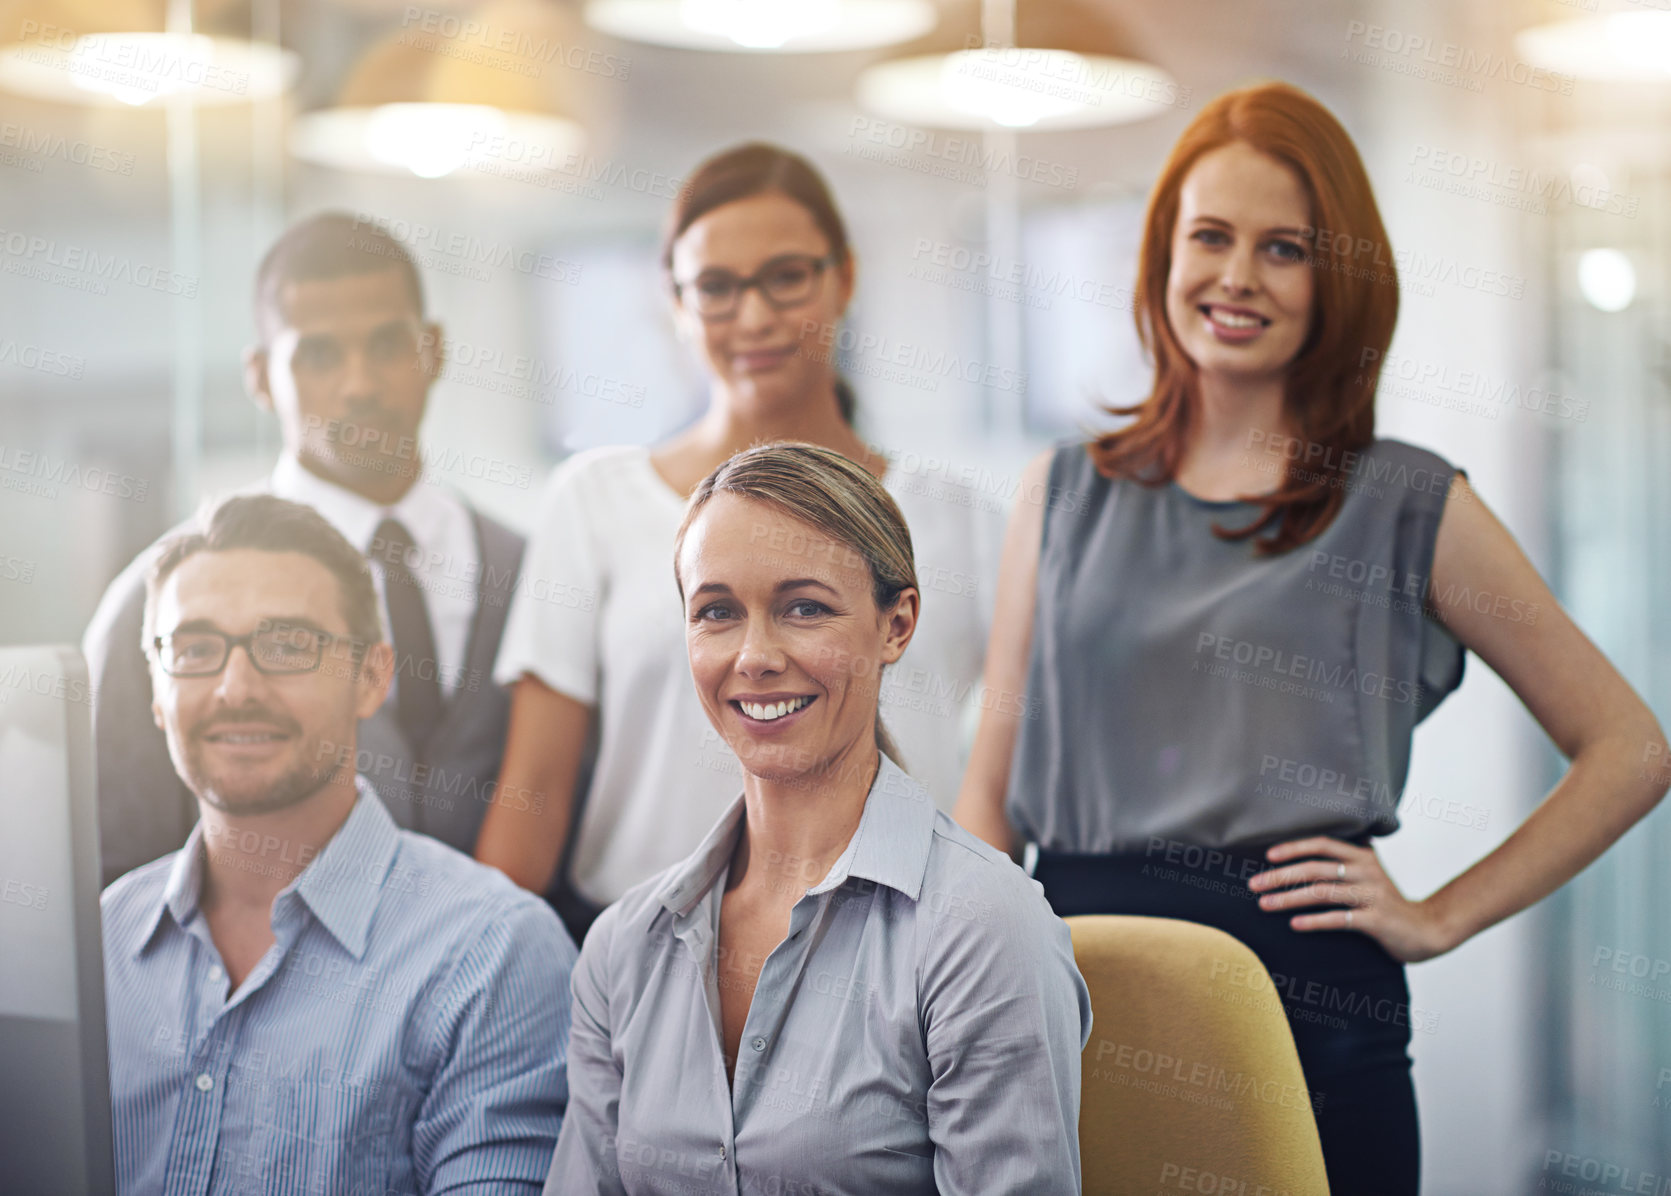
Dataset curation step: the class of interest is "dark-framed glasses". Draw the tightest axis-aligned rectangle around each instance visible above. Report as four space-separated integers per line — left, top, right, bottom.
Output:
152 624 361 677
673 253 836 321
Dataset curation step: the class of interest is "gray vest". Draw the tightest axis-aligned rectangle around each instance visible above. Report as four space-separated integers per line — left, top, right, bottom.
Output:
84 505 523 886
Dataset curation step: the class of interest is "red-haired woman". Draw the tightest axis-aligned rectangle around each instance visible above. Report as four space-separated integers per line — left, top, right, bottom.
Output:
477 143 996 942
954 81 1666 1191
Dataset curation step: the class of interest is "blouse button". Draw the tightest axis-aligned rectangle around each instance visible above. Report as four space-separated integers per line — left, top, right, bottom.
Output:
751 1037 766 1052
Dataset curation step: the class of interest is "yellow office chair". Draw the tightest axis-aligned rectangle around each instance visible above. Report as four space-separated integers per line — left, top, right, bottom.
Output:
1067 915 1331 1195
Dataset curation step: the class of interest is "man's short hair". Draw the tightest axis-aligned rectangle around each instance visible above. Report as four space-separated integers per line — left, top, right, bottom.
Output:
254 211 426 342
142 494 386 653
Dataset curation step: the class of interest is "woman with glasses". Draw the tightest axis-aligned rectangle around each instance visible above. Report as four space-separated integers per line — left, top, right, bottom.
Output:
475 143 998 939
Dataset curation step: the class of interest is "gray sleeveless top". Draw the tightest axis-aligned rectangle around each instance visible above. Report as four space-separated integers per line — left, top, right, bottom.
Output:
1008 438 1466 852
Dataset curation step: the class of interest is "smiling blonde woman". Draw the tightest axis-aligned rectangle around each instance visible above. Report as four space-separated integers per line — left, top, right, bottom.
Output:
544 442 1090 1195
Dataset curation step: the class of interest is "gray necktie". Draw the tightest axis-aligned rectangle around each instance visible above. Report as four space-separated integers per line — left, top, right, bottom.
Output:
370 517 444 749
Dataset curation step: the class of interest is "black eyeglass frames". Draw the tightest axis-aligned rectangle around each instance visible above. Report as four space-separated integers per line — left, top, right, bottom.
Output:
672 253 837 320
151 624 363 677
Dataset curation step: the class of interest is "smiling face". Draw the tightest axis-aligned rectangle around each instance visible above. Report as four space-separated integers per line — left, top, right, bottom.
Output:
1164 141 1316 386
669 191 854 417
148 548 391 816
246 269 442 503
677 493 916 788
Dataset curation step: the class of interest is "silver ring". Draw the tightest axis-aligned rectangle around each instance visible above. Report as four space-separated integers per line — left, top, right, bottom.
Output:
1346 909 1355 928
1337 862 1346 881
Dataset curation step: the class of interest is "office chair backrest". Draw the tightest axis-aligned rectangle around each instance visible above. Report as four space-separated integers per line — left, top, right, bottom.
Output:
1067 914 1330 1195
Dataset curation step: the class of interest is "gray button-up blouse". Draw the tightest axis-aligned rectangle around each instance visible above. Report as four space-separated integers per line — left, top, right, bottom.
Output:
544 755 1093 1195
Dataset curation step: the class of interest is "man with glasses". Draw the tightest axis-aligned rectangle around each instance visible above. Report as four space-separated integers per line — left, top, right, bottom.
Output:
102 493 574 1195
84 211 526 886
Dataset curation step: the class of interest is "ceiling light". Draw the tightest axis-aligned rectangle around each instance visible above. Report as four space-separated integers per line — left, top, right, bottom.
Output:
858 48 1177 130
294 105 584 180
584 0 936 53
290 1 586 179
853 0 1177 131
1577 249 1636 312
1515 12 1671 82
679 0 839 49
0 14 293 107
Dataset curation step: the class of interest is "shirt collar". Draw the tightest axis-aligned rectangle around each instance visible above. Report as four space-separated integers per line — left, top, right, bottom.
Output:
130 821 211 957
654 794 747 921
270 454 449 557
132 778 400 962
811 755 937 901
651 755 938 924
289 781 401 959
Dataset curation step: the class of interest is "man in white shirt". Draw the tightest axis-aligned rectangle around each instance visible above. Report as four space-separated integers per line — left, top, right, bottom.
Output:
85 212 528 885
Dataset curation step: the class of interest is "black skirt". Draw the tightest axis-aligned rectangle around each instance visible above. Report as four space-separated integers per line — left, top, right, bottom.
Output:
1035 844 1421 1196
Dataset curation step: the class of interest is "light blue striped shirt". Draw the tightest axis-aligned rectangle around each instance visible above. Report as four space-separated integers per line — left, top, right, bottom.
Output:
102 783 577 1195
545 755 1092 1194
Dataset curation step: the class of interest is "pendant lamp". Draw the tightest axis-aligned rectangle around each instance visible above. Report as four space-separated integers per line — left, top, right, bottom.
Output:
291 0 587 179
0 0 294 106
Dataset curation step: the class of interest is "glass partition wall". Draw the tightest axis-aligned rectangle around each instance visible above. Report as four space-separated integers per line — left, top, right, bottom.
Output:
1540 83 1671 1175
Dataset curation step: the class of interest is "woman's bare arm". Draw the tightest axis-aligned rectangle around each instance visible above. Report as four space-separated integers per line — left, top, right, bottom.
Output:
953 449 1055 857
474 675 594 894
1255 474 1670 960
1416 474 1668 946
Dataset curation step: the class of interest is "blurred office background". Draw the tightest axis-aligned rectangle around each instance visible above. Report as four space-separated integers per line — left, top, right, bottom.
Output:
1 0 1667 1188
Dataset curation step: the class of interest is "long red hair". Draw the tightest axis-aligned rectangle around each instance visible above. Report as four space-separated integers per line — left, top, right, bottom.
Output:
1090 81 1397 553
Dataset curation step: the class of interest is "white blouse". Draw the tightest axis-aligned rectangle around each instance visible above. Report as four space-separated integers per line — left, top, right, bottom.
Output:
494 444 999 905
